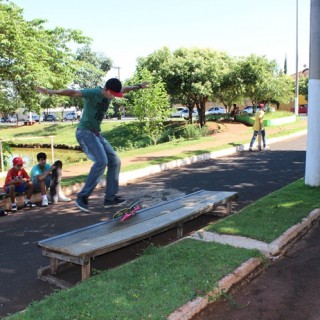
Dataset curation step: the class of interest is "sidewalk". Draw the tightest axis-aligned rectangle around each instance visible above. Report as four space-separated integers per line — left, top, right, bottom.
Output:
0 124 310 318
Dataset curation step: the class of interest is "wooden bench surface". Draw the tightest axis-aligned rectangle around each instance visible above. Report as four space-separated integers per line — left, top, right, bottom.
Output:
38 190 237 259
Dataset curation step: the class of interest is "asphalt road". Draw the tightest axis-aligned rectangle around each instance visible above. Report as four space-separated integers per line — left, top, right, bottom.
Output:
0 134 307 318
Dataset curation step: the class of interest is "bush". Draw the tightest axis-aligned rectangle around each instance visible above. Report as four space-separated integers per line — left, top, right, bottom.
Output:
182 124 210 140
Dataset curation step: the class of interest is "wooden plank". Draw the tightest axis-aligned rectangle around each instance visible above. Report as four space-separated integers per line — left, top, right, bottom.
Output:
38 190 215 250
37 190 238 286
38 191 237 258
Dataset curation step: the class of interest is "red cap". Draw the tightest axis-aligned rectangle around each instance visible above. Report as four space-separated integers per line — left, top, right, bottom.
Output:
108 89 124 98
13 157 23 165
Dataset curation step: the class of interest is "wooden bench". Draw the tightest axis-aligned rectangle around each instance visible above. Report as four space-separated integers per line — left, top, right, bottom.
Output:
37 190 238 288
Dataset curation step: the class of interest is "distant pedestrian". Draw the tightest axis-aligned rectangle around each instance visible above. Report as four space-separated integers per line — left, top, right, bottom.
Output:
249 104 267 151
3 157 36 212
30 152 71 206
35 78 149 212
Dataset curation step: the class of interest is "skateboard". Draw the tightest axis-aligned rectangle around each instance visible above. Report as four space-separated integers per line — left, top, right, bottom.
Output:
50 160 62 204
113 200 143 222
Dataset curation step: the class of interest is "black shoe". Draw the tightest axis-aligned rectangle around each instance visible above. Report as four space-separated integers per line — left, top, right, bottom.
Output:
0 208 7 217
75 196 89 213
249 148 253 152
104 197 126 208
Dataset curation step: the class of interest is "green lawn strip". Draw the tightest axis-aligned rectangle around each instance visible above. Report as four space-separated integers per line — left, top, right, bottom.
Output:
6 239 261 320
206 179 320 243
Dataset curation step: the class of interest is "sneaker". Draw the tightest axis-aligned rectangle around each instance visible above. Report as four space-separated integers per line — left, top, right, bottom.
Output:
75 196 89 213
11 203 17 212
249 148 253 152
58 195 71 202
42 198 49 207
104 197 126 208
24 202 36 208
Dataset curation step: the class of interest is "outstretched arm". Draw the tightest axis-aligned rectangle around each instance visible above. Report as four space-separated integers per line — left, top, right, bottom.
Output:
35 87 82 97
122 81 149 94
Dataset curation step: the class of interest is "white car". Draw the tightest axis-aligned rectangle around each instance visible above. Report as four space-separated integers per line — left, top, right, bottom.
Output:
205 107 226 115
171 107 187 117
243 106 261 114
64 112 77 121
181 109 198 120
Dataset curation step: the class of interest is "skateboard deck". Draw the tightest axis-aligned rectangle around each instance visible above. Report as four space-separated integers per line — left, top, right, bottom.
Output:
50 160 62 204
113 200 143 222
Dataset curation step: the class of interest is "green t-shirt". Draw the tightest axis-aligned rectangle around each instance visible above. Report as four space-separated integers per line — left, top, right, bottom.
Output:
78 87 112 132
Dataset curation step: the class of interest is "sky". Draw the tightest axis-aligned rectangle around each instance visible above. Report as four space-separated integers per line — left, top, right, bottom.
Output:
12 0 311 81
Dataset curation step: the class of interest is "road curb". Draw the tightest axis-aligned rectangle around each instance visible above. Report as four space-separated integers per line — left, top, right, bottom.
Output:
192 208 320 257
167 208 320 319
119 130 307 185
168 257 264 320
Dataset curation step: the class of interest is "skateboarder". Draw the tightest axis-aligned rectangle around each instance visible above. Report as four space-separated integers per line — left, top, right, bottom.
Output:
3 157 36 211
35 78 149 213
30 152 71 206
249 104 267 151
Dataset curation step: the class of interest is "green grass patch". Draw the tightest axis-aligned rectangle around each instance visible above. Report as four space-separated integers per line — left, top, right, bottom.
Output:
6 239 261 320
206 179 320 243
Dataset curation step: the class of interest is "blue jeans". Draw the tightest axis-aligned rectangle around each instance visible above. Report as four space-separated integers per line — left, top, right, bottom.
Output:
76 128 121 201
250 130 266 148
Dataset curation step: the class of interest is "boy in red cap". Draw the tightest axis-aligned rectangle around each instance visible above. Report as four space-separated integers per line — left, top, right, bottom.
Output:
4 157 36 212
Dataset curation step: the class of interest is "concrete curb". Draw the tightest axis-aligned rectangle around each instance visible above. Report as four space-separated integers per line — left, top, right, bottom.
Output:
168 257 264 320
167 208 320 320
119 130 307 185
192 208 320 257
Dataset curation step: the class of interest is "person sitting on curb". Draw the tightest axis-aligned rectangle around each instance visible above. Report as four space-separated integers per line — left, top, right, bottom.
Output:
30 152 71 206
3 157 36 212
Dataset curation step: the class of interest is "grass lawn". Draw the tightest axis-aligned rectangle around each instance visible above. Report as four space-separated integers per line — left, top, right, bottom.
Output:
5 239 261 320
206 179 320 243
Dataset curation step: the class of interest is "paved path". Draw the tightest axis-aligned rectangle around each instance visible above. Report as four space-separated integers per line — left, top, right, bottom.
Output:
0 132 309 318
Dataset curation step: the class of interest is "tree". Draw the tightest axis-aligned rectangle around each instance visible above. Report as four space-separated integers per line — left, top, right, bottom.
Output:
210 56 244 113
0 1 90 112
126 68 170 145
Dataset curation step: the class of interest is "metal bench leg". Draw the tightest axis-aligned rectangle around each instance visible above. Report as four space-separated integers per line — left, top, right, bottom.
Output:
81 260 91 281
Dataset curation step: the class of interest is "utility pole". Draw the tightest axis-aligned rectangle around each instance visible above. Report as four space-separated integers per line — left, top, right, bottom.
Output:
112 66 121 80
294 0 299 115
305 0 320 186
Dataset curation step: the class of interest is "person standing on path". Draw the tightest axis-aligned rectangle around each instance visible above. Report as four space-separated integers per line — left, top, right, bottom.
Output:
249 104 267 151
35 78 149 212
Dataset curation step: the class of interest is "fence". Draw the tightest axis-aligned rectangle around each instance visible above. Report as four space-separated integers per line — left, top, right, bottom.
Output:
0 136 55 175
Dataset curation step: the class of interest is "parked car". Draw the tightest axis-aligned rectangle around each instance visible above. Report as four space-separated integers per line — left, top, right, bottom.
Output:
43 114 57 122
205 106 226 115
64 112 77 121
171 107 188 118
2 115 16 123
32 115 43 122
243 106 261 114
182 109 198 120
290 105 308 114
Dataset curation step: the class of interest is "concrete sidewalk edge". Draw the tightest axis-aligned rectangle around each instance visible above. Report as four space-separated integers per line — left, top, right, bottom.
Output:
168 257 264 320
168 208 320 319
